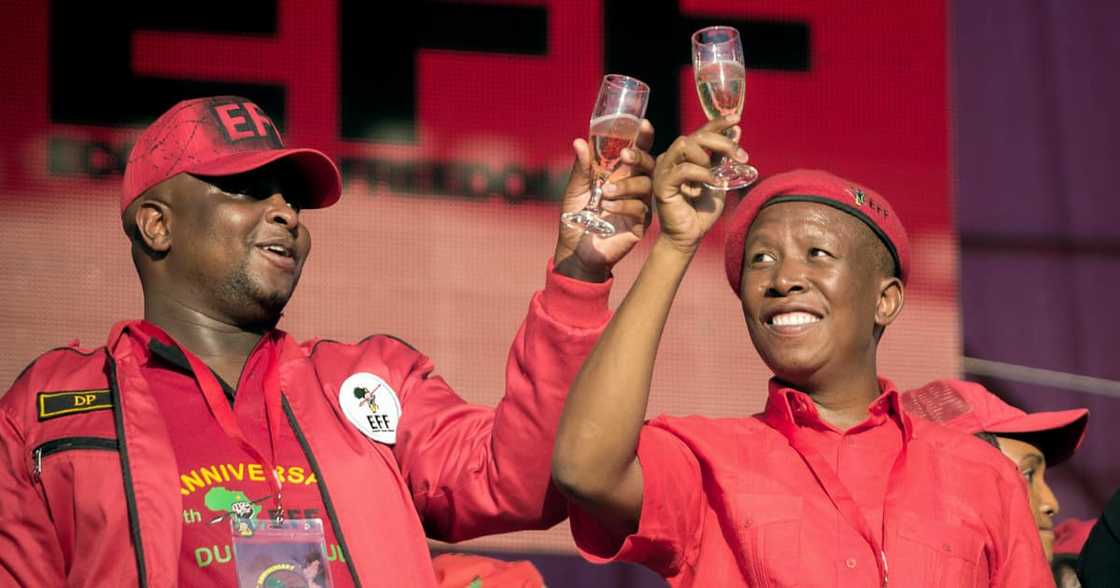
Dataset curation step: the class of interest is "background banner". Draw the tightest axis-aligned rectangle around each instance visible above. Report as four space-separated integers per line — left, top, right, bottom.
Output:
0 0 952 555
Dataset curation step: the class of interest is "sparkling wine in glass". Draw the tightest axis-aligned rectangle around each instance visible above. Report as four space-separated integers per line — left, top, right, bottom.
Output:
692 26 758 190
561 74 649 237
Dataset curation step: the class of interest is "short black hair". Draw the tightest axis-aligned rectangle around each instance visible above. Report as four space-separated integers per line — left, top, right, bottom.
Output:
975 431 1000 449
851 221 897 281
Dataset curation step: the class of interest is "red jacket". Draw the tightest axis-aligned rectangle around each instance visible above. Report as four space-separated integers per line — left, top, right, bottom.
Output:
0 268 610 587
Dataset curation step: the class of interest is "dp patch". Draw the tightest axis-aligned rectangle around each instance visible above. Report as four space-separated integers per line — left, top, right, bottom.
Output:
38 389 112 421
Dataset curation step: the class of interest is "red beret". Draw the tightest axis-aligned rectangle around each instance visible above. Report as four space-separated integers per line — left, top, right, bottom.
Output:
723 169 911 295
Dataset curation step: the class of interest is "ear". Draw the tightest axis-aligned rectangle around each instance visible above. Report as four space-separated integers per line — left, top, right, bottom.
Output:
134 200 173 253
875 276 904 329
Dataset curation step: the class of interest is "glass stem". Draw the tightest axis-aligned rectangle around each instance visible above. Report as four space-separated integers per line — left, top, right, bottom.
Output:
716 127 736 169
585 173 607 211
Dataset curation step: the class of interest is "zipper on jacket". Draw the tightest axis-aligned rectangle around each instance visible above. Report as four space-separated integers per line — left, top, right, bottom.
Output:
32 436 118 481
282 395 363 588
107 356 150 588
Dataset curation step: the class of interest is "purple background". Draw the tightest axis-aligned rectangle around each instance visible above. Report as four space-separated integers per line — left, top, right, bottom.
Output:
954 0 1120 522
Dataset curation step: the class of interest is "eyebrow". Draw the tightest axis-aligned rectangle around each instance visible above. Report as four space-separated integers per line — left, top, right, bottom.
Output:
1020 453 1045 468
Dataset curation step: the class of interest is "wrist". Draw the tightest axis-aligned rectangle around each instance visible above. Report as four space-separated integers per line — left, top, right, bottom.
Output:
654 233 701 259
553 251 611 283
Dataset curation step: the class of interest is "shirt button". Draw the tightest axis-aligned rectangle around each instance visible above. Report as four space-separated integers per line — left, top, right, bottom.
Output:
846 558 857 569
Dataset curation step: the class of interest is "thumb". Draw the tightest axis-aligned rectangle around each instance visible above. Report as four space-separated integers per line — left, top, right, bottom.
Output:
561 138 594 211
570 138 592 183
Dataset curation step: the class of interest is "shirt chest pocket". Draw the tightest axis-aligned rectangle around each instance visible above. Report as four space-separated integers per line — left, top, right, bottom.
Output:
732 494 803 588
895 513 986 587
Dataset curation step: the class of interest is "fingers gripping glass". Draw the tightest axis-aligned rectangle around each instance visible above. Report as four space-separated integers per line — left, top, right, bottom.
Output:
561 74 650 238
692 26 758 190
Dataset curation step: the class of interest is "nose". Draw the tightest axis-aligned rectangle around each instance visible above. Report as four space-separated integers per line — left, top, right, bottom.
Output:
264 192 300 231
766 258 808 297
1039 480 1060 518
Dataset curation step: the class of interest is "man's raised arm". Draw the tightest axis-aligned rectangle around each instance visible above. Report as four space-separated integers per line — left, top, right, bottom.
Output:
395 124 662 541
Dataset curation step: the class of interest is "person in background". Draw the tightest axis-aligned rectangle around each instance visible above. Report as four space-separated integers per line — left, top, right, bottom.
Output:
903 379 1089 565
1077 487 1120 587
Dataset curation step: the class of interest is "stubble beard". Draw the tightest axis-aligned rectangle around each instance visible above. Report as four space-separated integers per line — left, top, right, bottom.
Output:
218 258 295 328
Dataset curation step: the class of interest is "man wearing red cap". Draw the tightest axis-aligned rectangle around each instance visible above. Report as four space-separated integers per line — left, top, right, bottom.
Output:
0 96 657 586
552 120 1053 586
903 379 1089 564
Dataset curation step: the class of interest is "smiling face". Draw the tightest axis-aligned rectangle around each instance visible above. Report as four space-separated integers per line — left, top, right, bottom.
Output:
740 202 902 388
996 436 1060 561
131 161 313 327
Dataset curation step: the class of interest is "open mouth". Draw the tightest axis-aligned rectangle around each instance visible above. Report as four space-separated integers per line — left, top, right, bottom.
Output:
768 311 821 327
259 244 293 258
256 242 297 270
761 309 824 335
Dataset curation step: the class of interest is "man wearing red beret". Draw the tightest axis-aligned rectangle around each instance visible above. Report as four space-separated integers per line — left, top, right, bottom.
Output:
0 96 657 586
553 118 1053 586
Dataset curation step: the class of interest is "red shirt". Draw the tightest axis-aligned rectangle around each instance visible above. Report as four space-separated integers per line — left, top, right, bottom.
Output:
571 378 1053 587
132 322 355 587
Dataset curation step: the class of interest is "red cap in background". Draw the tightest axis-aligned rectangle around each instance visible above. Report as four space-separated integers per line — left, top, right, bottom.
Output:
432 553 544 587
902 379 1089 466
1053 517 1096 555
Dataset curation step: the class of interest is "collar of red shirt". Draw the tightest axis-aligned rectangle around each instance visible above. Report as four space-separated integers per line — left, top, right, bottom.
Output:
119 320 283 367
111 320 287 399
763 377 915 441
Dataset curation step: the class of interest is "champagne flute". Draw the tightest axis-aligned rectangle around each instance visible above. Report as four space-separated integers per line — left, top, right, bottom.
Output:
561 74 650 237
692 26 758 190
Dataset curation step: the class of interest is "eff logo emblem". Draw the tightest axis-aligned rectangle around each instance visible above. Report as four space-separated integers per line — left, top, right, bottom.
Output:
848 186 866 206
338 372 401 445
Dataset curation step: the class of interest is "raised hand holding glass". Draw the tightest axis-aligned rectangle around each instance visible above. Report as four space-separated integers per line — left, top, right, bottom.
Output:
692 26 758 190
561 74 650 238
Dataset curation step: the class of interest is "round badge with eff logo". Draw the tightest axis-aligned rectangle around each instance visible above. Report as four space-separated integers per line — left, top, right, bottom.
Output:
338 372 401 445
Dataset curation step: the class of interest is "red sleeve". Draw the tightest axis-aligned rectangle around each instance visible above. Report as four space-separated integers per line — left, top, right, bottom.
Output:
991 460 1056 587
392 260 612 542
0 383 66 585
569 423 705 579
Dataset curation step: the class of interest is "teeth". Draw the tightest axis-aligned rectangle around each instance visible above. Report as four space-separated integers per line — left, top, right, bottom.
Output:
771 312 820 326
264 245 290 257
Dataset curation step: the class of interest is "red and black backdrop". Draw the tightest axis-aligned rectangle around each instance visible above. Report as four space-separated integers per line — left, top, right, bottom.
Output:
1 0 993 582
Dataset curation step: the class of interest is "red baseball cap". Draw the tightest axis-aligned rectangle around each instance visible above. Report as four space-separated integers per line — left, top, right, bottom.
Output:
723 169 911 296
1053 518 1096 555
902 379 1089 466
121 96 341 212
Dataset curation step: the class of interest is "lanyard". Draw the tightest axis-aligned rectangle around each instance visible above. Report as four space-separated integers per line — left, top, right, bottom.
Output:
771 410 907 586
111 321 299 523
180 339 287 520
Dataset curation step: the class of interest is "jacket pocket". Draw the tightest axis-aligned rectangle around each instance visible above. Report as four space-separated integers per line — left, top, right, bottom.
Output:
733 494 803 587
33 436 118 479
31 435 133 584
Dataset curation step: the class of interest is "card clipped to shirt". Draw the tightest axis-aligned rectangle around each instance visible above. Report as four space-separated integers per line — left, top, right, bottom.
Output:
231 517 334 588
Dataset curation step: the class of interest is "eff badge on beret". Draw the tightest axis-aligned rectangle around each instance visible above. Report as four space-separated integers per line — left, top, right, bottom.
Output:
338 372 401 445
